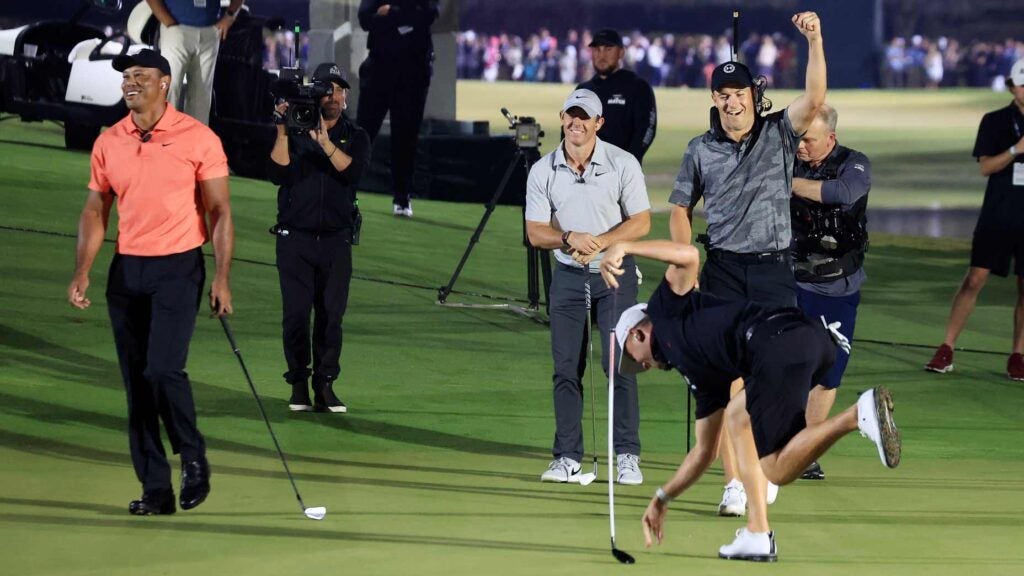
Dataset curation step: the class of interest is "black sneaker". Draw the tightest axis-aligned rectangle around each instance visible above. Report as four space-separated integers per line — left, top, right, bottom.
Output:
179 458 211 510
288 381 313 412
801 460 825 480
129 487 176 516
313 379 347 413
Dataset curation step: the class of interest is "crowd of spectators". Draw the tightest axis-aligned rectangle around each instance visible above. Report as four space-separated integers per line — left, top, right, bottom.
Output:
456 28 804 89
882 36 1024 88
457 28 1024 90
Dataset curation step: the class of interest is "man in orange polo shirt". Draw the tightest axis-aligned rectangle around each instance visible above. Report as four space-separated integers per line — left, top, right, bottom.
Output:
66 49 234 516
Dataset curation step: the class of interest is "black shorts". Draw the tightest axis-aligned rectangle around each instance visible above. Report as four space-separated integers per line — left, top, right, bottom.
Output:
970 226 1024 277
743 311 835 458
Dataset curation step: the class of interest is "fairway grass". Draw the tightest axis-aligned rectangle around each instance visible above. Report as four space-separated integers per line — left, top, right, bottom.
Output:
2 104 1023 575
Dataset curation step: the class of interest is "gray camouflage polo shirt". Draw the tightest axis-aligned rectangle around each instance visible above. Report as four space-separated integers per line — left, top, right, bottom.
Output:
669 109 800 253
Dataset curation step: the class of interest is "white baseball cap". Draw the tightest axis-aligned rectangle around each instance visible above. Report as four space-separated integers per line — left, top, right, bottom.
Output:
614 304 648 375
561 88 603 119
1011 58 1024 87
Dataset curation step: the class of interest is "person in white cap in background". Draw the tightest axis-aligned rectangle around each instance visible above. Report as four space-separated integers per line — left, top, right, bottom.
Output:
599 239 901 562
525 88 651 485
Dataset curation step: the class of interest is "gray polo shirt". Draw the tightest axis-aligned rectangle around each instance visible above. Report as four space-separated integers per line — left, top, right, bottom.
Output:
526 138 651 271
670 109 800 253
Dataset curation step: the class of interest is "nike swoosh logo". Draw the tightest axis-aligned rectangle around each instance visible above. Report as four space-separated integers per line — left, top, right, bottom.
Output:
162 143 173 147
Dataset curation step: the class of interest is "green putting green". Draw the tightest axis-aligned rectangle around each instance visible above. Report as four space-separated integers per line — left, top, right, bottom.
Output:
1 86 1023 575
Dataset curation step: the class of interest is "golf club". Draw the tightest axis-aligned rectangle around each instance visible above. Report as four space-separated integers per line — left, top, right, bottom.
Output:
607 290 635 564
579 274 598 487
219 316 327 521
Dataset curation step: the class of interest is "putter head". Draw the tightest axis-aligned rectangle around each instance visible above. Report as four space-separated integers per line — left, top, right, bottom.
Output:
612 547 636 564
578 471 597 486
304 506 327 520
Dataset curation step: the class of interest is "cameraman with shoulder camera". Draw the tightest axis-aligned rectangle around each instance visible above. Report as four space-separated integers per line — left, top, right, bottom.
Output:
268 63 371 414
790 103 871 482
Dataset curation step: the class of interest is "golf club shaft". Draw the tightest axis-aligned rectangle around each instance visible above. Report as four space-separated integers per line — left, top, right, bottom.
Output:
585 274 598 477
608 321 617 542
219 316 308 512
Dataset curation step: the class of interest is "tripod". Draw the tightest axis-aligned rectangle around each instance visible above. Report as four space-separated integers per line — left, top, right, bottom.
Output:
438 131 551 319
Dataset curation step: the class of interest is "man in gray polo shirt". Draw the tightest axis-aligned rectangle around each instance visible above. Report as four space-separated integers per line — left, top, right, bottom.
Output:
526 88 651 485
668 11 828 521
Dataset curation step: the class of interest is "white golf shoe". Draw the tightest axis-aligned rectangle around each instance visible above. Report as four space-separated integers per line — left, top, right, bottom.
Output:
615 453 643 485
718 478 746 516
766 481 779 505
857 386 902 468
719 528 777 562
540 457 581 483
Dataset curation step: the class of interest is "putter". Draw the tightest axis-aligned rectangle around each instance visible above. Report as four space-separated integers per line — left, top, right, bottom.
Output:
578 274 598 487
607 290 635 564
220 316 327 521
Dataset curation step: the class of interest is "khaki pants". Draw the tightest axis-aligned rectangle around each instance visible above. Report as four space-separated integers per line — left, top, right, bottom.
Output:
159 23 220 124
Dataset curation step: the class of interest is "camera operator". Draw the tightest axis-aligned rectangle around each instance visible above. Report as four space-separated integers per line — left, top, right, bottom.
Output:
268 63 371 413
789 103 872 481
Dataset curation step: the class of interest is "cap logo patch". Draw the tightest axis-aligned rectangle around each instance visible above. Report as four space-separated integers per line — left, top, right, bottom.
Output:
724 63 736 73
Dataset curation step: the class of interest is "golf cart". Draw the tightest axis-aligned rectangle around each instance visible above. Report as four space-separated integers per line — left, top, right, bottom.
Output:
0 0 146 150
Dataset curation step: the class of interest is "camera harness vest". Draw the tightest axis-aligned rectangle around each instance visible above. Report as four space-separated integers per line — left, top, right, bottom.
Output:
791 146 869 283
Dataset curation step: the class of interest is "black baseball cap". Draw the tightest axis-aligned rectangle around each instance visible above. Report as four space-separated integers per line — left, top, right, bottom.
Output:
312 62 350 89
589 29 623 48
112 48 171 76
710 61 754 92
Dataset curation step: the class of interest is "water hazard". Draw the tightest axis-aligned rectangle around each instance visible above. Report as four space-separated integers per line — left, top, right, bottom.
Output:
867 208 979 239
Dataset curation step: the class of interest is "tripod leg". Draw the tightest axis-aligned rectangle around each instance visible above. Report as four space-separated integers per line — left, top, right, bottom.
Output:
438 147 523 303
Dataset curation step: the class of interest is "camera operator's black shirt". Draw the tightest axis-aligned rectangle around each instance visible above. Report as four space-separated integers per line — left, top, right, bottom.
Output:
267 115 371 234
577 68 657 164
646 278 767 418
973 102 1024 233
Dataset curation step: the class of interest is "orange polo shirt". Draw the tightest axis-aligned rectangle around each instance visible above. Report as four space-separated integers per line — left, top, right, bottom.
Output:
88 104 229 256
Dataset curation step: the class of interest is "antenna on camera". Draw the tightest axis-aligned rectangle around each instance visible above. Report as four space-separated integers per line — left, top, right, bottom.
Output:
731 11 739 61
292 20 302 71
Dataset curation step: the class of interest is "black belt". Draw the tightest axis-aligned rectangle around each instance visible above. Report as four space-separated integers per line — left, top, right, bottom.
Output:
269 225 347 240
709 249 790 265
744 308 806 342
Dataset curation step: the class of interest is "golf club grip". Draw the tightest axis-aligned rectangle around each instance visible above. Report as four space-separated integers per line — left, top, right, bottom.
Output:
219 315 239 352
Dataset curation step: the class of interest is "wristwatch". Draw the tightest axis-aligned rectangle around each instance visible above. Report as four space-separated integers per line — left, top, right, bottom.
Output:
226 7 240 19
1011 145 1018 157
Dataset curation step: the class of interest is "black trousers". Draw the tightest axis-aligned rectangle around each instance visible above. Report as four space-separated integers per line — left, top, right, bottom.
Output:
701 250 797 309
548 261 640 462
357 57 431 208
106 248 206 492
276 232 353 385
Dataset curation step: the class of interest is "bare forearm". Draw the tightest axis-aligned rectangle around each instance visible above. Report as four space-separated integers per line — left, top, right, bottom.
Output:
661 446 716 500
208 208 234 282
599 211 650 245
669 205 693 244
146 0 177 26
74 209 108 277
616 240 699 268
792 177 823 202
979 150 1018 176
526 221 564 249
325 144 354 172
270 132 290 166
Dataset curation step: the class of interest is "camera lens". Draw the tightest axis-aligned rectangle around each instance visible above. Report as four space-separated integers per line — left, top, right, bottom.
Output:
291 104 317 128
